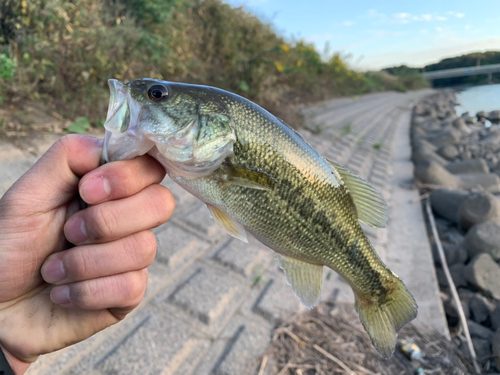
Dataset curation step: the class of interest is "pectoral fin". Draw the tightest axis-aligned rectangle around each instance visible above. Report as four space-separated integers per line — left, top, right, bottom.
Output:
221 162 276 191
275 253 323 309
327 160 388 228
206 204 248 243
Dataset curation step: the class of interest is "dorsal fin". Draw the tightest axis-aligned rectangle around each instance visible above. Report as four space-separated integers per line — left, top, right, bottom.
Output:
275 253 323 309
327 159 389 228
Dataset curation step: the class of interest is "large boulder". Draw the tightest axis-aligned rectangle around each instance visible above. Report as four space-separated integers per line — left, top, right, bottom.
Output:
412 138 438 151
488 110 500 124
449 263 468 287
443 242 468 266
480 128 500 146
472 338 491 361
459 173 500 194
467 319 495 341
445 158 490 175
414 161 459 188
430 189 469 224
413 145 448 166
464 253 500 300
425 128 462 148
437 144 459 160
452 117 471 133
465 221 500 261
458 192 500 231
493 304 500 331
477 111 488 120
469 294 495 324
494 329 500 369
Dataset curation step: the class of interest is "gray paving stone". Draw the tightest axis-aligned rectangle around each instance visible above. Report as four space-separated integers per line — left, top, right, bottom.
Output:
155 223 209 269
160 266 244 326
251 274 303 325
176 203 225 241
211 237 271 278
146 261 171 297
66 307 208 375
194 315 272 375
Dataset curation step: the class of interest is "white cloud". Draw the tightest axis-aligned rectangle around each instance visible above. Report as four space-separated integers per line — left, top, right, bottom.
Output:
365 9 387 19
368 29 406 38
447 11 465 18
416 14 433 21
333 20 354 27
420 29 428 34
384 12 452 24
394 13 411 19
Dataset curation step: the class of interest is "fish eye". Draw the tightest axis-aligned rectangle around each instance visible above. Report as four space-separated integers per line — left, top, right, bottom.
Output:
147 85 168 101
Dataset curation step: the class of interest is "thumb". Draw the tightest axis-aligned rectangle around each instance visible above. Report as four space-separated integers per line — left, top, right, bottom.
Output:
2 135 103 213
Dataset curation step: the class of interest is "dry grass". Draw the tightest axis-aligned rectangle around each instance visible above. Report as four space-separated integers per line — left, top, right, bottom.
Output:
262 302 472 375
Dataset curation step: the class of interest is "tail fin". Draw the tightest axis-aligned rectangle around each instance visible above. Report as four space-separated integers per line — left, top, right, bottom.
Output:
355 276 417 359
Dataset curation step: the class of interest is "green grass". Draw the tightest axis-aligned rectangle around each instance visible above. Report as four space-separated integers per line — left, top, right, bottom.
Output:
340 123 353 137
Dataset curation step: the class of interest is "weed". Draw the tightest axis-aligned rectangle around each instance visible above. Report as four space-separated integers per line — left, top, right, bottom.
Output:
67 117 90 134
373 142 383 150
356 135 366 146
340 123 353 137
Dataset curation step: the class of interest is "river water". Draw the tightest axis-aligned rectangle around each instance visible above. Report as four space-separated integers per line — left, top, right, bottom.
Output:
455 83 500 117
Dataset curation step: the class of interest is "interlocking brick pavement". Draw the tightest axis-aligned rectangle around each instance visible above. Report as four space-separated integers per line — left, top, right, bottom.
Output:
0 90 446 375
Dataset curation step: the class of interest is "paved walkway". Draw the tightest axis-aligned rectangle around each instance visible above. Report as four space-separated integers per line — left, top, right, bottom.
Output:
0 90 447 375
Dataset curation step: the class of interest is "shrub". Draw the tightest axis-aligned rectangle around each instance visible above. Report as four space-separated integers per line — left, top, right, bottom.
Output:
0 0 427 130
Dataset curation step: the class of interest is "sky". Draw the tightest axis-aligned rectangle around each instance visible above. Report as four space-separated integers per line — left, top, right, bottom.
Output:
224 0 500 71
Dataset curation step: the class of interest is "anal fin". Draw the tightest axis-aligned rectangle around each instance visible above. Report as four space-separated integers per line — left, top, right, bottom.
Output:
275 253 323 309
206 204 248 243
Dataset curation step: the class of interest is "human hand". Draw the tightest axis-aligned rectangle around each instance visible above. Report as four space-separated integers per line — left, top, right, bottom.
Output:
0 135 174 374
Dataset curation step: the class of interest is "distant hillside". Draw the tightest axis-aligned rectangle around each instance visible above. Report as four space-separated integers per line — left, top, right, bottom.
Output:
424 51 500 87
384 51 500 87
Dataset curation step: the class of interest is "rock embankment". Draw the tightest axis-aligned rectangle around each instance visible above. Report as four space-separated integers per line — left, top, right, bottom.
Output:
411 91 500 373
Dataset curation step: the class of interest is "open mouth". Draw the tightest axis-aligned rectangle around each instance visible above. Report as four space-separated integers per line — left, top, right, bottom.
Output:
101 79 156 163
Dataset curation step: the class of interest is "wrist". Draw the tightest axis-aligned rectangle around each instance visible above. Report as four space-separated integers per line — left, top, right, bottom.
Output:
0 344 29 375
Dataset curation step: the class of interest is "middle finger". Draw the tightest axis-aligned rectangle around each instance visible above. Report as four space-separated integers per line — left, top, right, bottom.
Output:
64 184 174 245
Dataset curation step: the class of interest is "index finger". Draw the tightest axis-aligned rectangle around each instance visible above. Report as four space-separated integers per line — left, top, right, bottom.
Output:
79 155 166 205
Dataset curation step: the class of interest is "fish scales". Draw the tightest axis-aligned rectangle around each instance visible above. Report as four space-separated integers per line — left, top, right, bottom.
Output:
102 79 418 358
187 96 388 294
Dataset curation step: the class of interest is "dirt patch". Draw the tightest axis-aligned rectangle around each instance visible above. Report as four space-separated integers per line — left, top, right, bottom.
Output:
261 302 472 375
0 100 104 152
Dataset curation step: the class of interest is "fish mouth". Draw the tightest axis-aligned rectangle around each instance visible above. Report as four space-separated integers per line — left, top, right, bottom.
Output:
102 79 154 163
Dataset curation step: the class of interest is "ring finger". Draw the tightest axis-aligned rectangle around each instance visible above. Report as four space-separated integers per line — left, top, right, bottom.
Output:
42 230 157 285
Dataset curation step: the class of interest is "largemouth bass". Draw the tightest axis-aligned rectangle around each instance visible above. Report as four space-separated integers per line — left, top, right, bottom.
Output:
102 78 417 358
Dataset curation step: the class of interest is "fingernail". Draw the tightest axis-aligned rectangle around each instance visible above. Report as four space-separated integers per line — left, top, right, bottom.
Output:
65 216 88 244
43 257 66 283
81 176 111 204
51 285 70 305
